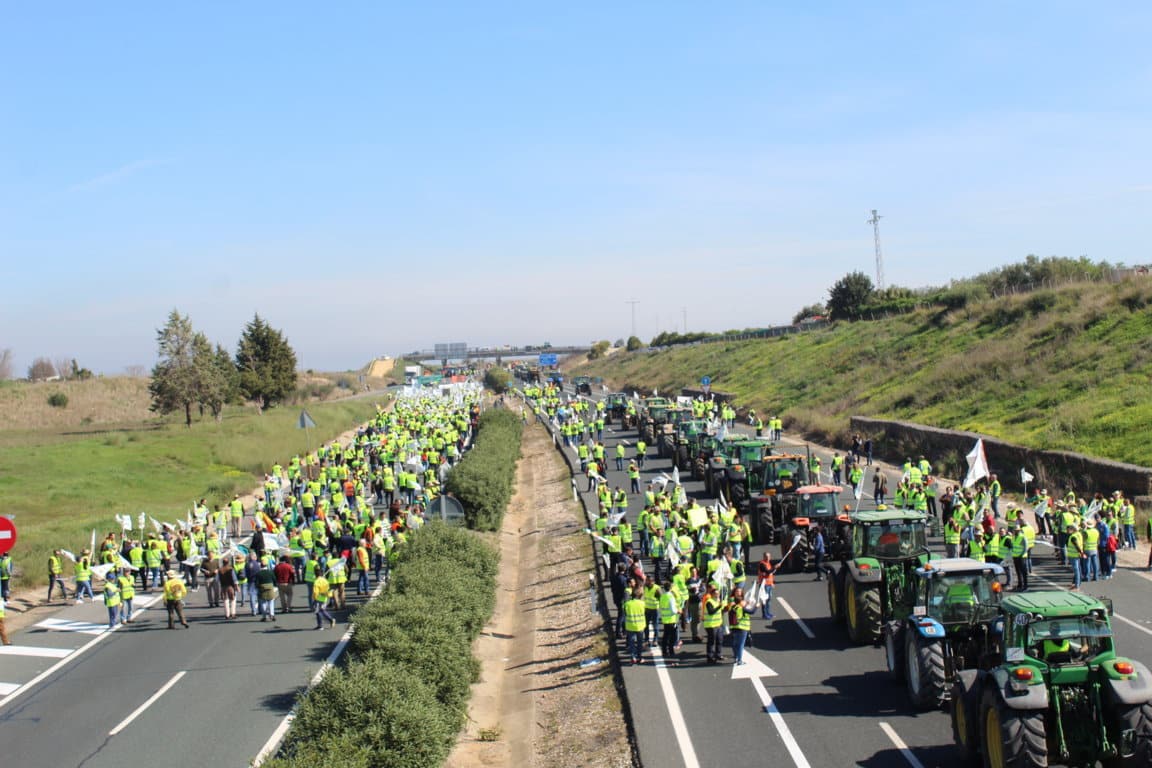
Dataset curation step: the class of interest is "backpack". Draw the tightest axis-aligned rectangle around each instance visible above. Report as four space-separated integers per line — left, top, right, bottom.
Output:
1105 534 1118 554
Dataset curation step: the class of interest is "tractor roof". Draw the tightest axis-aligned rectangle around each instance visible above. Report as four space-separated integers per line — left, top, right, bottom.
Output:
797 484 843 495
851 509 928 524
916 557 1004 577
1001 590 1108 616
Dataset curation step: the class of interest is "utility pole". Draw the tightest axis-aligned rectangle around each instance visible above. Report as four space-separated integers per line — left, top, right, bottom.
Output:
625 298 640 339
868 209 886 291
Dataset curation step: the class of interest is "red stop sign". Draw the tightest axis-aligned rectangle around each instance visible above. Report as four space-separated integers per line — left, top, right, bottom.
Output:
0 517 16 555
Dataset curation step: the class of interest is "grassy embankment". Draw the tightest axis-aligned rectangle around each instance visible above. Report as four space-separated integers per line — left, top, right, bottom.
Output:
0 379 381 590
574 278 1152 471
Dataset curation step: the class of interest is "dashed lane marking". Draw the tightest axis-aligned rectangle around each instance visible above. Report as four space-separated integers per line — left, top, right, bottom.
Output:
879 722 926 768
775 597 815 640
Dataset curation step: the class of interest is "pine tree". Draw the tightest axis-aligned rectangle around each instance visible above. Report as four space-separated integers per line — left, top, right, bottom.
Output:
235 314 297 410
149 310 200 427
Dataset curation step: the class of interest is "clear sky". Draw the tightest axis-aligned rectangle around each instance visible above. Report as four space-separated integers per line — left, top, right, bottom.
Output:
2 2 1149 374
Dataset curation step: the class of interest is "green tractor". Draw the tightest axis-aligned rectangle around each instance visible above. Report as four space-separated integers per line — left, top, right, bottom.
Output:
745 453 810 544
604 392 631 426
950 591 1152 767
668 417 710 471
655 405 696 459
883 557 1007 710
572 375 593 395
775 484 847 573
638 397 670 446
707 438 772 502
827 509 933 645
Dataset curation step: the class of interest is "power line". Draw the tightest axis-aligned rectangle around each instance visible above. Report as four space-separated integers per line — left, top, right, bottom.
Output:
867 209 886 291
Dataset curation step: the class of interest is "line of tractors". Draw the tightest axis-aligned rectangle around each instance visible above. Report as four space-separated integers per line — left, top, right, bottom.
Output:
616 391 1152 767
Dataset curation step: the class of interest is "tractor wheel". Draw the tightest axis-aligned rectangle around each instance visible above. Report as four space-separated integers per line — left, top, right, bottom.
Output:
884 622 906 681
950 672 981 765
827 573 843 623
980 691 1047 768
905 629 947 710
676 446 688 471
1105 701 1152 768
694 457 706 481
730 482 748 509
845 580 880 643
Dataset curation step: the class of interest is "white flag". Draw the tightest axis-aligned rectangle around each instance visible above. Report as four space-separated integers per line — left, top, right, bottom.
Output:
854 467 867 500
1020 468 1034 484
672 465 681 486
963 439 990 489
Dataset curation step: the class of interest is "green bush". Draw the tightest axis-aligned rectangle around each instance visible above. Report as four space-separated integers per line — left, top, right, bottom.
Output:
483 367 511 393
269 523 500 768
445 409 523 531
47 392 68 408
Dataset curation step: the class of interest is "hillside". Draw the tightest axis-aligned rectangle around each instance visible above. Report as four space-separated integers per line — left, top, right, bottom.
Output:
573 278 1152 468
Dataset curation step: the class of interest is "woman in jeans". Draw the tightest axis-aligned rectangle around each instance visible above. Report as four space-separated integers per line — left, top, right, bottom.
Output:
727 587 752 666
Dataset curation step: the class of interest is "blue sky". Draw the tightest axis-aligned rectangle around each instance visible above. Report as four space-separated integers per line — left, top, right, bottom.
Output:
2 2 1149 374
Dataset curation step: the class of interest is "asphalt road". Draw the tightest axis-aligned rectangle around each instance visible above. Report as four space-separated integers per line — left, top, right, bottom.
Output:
0 568 378 767
548 388 1152 768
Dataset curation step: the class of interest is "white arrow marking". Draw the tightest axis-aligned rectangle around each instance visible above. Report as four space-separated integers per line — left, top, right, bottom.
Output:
730 649 777 680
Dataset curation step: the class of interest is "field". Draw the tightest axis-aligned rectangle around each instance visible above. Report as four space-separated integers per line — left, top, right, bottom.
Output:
0 382 382 590
574 278 1152 468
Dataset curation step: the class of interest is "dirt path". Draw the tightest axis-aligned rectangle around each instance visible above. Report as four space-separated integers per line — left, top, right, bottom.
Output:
446 423 634 768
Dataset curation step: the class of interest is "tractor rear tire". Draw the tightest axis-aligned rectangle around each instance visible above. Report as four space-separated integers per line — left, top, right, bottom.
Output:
846 581 880 644
827 573 843 624
694 457 706 481
884 622 906 681
950 672 981 765
980 691 1047 768
676 446 688 471
1105 701 1152 768
906 630 947 710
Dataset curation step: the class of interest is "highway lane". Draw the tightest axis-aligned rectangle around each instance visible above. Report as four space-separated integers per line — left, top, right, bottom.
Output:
0 577 374 767
549 389 1152 768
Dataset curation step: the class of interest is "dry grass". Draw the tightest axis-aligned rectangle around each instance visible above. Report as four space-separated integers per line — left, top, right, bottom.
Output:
0 377 153 430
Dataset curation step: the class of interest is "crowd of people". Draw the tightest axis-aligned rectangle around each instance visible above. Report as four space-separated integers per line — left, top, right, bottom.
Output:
34 391 480 632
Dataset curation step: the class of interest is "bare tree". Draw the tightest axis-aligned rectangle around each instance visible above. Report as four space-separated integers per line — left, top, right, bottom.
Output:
124 364 147 378
28 357 56 381
0 348 12 380
54 357 73 381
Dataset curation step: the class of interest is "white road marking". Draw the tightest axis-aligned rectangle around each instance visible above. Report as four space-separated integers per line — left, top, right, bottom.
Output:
730 649 777 679
1034 576 1152 637
776 597 815 640
878 722 926 768
647 645 701 768
0 645 71 658
750 677 811 768
35 618 108 635
0 682 20 696
109 670 186 736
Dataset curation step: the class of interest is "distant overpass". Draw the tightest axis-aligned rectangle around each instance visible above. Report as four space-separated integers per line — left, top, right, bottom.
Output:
405 345 590 363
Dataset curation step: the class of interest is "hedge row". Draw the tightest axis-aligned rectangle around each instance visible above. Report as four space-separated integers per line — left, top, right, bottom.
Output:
445 408 523 531
265 523 499 768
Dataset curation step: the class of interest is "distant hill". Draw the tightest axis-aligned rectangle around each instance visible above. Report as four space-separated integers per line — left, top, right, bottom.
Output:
573 277 1152 467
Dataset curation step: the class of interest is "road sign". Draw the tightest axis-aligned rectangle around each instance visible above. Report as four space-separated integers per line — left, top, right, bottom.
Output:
701 376 711 386
298 410 316 429
427 495 466 525
538 353 558 366
0 516 17 555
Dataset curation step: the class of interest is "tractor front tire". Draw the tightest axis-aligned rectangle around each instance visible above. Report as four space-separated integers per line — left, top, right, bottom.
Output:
884 622 906 681
1105 701 1152 768
906 630 947 710
950 672 981 765
846 581 880 644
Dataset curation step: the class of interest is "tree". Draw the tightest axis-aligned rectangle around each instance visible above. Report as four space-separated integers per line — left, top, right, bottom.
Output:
28 357 56 381
235 314 298 410
149 310 200 427
792 303 826 324
827 271 875 320
625 335 644 351
483 367 510 393
587 340 611 360
193 333 227 421
0 348 12 380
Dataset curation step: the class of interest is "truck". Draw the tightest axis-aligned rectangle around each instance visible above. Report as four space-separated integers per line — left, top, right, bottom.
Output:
883 557 1007 710
404 365 421 383
951 591 1152 767
826 509 934 645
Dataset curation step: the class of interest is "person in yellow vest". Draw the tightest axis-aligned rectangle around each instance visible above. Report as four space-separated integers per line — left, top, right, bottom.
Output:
658 579 681 666
312 574 335 630
102 569 122 630
623 587 647 665
75 549 94 602
1066 524 1086 590
163 570 190 629
702 582 724 664
726 586 752 665
0 594 11 645
354 540 371 595
116 570 136 624
48 549 69 603
229 494 244 539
